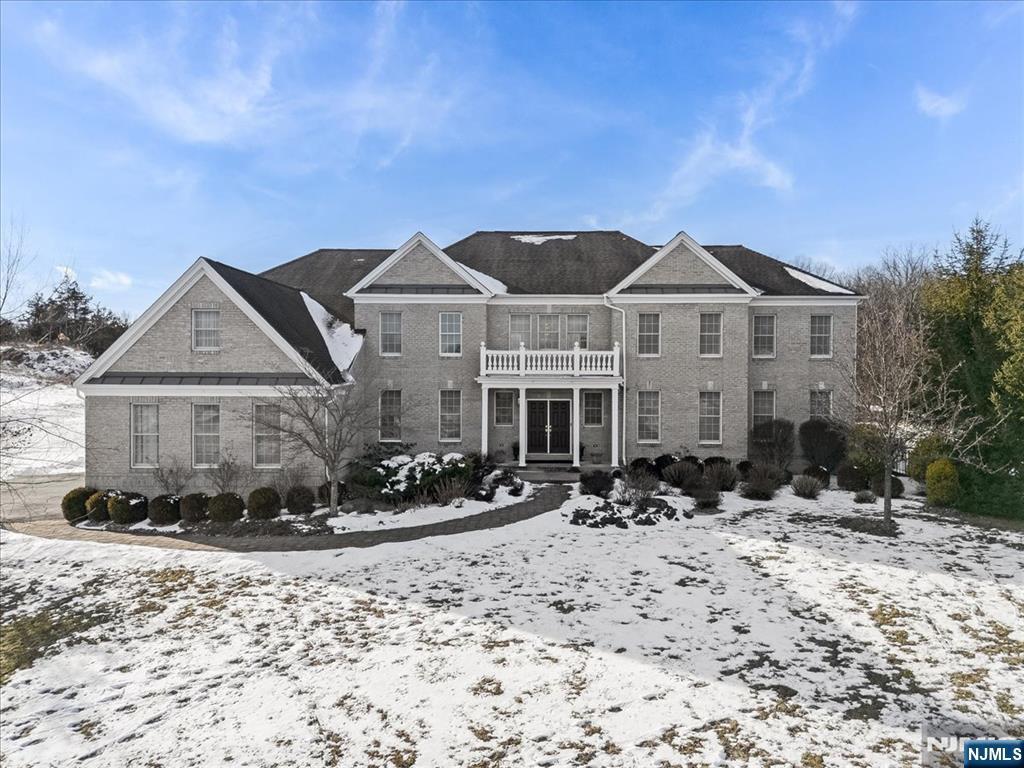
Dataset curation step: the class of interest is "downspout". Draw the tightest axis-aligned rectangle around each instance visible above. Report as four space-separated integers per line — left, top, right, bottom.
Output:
604 295 627 466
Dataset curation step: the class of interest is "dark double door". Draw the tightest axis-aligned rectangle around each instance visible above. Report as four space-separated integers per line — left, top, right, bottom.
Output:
527 399 571 456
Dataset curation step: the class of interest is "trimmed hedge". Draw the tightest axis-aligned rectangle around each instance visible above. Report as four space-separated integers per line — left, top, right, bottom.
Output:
798 419 847 471
208 492 244 522
180 493 209 523
580 470 614 499
285 485 315 515
148 495 181 525
85 491 110 523
926 459 959 507
803 465 831 487
108 493 148 525
61 487 97 524
653 454 681 479
908 434 949 483
870 474 904 499
736 460 753 480
247 487 281 519
703 456 730 468
836 461 869 491
628 457 657 477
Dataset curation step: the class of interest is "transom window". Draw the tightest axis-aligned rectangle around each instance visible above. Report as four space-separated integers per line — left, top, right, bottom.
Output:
380 312 402 356
494 391 514 427
439 312 463 356
566 315 589 349
538 315 560 350
810 390 833 419
253 403 282 468
439 390 462 442
752 390 776 427
130 403 159 468
699 312 722 356
698 391 722 444
638 313 661 356
509 314 531 349
192 309 221 351
810 315 833 357
637 390 660 442
192 404 220 468
753 315 776 358
379 390 402 441
583 392 603 427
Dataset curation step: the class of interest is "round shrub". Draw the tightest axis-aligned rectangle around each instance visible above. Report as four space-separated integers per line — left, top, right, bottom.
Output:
680 455 704 470
317 481 348 505
85 491 110 523
580 470 615 499
285 485 315 515
628 457 657 477
736 460 753 480
798 419 848 472
739 463 781 501
663 461 704 494
148 495 181 525
180 493 209 523
791 475 825 500
908 434 949 483
61 487 97 524
703 456 731 468
803 465 830 486
692 485 721 510
471 483 497 502
853 489 877 504
704 462 738 492
653 454 680 479
208 492 244 522
925 459 959 507
870 474 904 499
108 492 148 524
836 461 868 491
247 487 281 520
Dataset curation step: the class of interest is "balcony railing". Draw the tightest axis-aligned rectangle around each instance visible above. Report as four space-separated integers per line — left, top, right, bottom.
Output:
480 342 620 377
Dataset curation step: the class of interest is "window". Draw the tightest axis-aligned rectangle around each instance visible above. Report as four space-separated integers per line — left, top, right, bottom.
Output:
192 309 221 351
494 391 514 426
699 312 722 356
379 390 402 441
192 404 220 467
439 312 462 356
567 315 589 349
638 313 661 356
253 403 282 468
753 315 776 358
583 392 603 427
130 404 159 468
509 314 531 349
637 391 660 442
810 315 833 357
752 390 776 427
698 391 722 444
380 311 402 356
538 314 560 350
439 390 462 441
810 390 833 419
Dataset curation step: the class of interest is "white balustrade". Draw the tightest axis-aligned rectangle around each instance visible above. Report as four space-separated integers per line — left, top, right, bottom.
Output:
480 341 620 377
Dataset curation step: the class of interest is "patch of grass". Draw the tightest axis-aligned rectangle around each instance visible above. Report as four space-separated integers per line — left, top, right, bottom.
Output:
1 605 109 685
996 691 1021 717
469 676 503 696
801 753 825 768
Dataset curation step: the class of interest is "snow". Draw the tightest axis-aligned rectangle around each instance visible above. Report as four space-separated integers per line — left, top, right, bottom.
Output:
510 234 577 245
2 489 1021 767
300 293 363 375
456 262 507 294
784 266 855 294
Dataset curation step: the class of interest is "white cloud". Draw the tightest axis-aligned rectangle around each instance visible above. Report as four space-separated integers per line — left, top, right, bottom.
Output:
89 269 134 291
914 85 966 119
55 265 76 281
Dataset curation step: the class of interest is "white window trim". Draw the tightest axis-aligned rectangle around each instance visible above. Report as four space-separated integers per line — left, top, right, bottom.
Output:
537 314 560 351
752 314 777 359
637 312 662 358
566 314 590 350
751 389 777 427
698 391 723 446
636 390 661 444
508 313 531 350
810 314 834 359
252 403 282 469
438 389 462 443
493 390 514 427
438 311 463 358
698 312 724 358
379 390 402 442
191 308 221 352
379 311 402 357
191 403 221 469
130 403 159 469
583 391 603 427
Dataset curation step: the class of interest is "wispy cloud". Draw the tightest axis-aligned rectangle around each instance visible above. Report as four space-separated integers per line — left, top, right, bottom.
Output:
89 269 134 291
914 85 966 119
55 265 77 281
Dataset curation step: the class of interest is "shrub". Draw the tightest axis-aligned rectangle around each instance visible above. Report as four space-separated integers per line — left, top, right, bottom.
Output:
750 418 795 469
360 440 416 466
494 469 520 487
471 483 496 502
580 470 614 499
85 491 110 523
285 486 315 515
653 454 680 479
663 461 703 493
680 455 704 471
180 493 209 523
853 490 877 504
908 433 949 483
620 466 660 509
803 465 831 486
466 451 498 485
247 487 281 519
507 477 525 497
148 495 181 525
739 463 781 501
692 485 721 510
798 419 848 471
208 492 244 522
791 475 825 500
925 459 959 507
61 487 97 524
317 481 348 505
847 424 886 481
704 462 738 492
431 476 471 506
376 453 473 501
108 492 148 524
836 460 869 491
870 474 904 499
629 457 657 477
736 460 753 480
703 456 730 468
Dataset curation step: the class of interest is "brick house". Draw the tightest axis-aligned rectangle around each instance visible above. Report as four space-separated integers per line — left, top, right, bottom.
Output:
75 230 861 493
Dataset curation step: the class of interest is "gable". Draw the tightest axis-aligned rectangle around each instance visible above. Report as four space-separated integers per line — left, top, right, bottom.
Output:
610 231 758 296
368 242 472 288
632 240 728 287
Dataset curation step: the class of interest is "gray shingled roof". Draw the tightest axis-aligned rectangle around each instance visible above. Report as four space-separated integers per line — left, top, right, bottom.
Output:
87 372 317 386
704 245 858 296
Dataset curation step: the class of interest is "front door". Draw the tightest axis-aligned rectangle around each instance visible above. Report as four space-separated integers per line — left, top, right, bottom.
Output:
526 399 572 457
548 401 571 454
527 401 548 454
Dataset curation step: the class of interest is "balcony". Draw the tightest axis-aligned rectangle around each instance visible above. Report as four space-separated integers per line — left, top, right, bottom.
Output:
479 342 620 377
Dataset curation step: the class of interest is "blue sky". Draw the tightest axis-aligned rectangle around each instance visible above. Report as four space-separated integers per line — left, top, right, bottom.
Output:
2 0 1022 316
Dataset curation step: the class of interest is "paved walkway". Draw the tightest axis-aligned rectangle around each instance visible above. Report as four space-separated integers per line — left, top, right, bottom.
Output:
2 485 571 553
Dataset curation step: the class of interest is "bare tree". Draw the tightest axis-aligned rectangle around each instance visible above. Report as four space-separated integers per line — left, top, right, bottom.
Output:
152 457 195 495
208 452 254 496
0 216 31 326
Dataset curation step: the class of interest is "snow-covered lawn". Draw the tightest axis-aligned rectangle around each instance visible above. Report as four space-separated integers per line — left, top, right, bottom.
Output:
2 489 1021 767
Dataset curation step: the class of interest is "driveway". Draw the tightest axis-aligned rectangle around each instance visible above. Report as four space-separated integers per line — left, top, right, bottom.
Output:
0 473 82 522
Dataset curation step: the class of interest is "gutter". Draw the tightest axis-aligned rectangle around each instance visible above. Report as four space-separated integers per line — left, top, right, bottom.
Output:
603 295 627 467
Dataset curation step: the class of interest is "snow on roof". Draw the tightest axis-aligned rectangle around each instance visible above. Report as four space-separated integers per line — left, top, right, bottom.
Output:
456 262 507 294
783 266 855 295
301 293 363 377
510 234 577 245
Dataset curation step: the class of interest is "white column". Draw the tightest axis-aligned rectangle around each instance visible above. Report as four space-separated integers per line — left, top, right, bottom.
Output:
610 384 620 467
518 387 528 467
572 387 581 467
480 385 489 455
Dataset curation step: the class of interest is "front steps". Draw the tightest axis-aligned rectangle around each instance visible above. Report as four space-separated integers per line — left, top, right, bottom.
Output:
504 463 612 484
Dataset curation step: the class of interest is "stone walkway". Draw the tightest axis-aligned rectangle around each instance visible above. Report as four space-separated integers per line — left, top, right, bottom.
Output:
2 485 571 553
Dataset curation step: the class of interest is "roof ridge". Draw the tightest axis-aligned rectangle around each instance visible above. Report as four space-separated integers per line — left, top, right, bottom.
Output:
260 247 394 275
204 257 308 298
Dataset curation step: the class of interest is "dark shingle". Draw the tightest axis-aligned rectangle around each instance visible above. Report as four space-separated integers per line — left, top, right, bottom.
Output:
705 245 859 296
